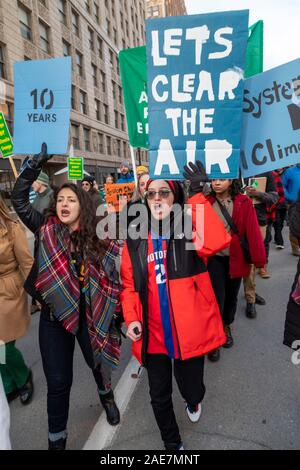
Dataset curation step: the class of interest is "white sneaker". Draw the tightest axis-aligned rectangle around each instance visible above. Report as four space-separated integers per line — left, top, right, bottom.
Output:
276 245 284 249
185 402 202 423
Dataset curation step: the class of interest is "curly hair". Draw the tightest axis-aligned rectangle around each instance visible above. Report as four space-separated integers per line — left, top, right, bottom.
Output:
45 183 109 262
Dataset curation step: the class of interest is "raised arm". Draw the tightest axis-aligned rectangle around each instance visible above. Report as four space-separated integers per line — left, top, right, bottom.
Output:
11 143 52 233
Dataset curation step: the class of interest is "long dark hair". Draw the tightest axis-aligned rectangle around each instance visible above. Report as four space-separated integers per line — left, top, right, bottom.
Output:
45 183 109 262
210 179 242 199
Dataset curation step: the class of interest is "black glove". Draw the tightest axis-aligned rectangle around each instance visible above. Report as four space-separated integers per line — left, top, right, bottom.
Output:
183 161 208 197
29 143 52 170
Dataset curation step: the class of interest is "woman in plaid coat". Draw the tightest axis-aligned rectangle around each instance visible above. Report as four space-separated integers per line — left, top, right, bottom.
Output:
12 144 122 450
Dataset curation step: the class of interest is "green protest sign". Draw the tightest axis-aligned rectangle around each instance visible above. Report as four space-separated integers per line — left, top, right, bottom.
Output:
119 22 263 149
119 46 148 149
68 157 83 180
0 112 14 158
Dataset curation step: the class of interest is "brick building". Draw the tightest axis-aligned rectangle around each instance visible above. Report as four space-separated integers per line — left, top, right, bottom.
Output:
0 0 147 194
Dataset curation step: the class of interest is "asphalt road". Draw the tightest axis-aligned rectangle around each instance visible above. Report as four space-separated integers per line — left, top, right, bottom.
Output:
9 228 300 450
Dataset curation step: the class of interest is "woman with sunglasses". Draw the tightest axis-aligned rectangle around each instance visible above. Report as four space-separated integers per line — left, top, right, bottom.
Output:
120 162 231 451
12 144 122 450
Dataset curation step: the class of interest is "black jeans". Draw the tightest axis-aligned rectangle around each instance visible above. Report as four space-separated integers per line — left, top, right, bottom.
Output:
273 208 287 246
207 256 242 325
39 309 110 434
265 222 273 262
146 354 205 447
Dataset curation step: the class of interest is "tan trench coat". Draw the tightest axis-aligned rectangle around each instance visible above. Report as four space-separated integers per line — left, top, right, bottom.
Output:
0 222 33 343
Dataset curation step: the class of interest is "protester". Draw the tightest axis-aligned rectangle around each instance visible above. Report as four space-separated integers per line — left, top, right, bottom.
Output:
32 171 53 214
121 161 231 451
131 171 149 203
205 179 266 362
282 164 300 256
12 144 122 450
243 172 278 318
136 165 148 176
0 375 11 450
283 189 300 348
81 175 103 209
0 193 34 406
264 169 287 264
117 161 135 183
106 175 115 185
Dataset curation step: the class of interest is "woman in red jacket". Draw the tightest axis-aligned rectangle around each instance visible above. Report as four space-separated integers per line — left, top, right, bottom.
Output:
121 162 231 451
206 179 266 362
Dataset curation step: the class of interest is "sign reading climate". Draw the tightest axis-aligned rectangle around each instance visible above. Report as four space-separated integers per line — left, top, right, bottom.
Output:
146 10 249 180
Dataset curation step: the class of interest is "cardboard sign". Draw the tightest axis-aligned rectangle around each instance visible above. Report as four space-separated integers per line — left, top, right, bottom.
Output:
68 157 83 180
0 112 13 158
248 176 267 204
13 57 72 155
146 10 249 180
241 58 300 177
104 183 136 212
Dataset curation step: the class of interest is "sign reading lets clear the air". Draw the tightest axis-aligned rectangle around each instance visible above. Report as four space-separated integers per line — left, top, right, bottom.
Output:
146 10 249 180
0 112 13 158
13 57 72 155
241 58 300 177
68 157 84 181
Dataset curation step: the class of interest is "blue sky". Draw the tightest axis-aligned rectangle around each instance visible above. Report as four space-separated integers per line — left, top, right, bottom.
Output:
184 0 300 70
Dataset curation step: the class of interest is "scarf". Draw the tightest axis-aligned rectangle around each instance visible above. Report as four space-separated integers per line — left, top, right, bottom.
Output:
35 217 121 368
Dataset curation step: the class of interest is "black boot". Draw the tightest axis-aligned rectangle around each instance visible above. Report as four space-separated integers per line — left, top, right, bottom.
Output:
19 370 34 405
48 437 67 450
207 348 220 362
100 391 120 426
246 302 257 319
255 294 266 305
223 325 234 349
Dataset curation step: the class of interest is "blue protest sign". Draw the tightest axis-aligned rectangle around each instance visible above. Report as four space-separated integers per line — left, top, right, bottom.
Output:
241 58 300 177
13 57 72 155
146 10 249 180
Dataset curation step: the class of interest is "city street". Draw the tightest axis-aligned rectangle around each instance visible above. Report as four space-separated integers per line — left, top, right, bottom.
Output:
9 228 300 450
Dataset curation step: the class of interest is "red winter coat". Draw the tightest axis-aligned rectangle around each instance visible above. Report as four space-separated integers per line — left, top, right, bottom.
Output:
120 193 231 365
207 194 266 278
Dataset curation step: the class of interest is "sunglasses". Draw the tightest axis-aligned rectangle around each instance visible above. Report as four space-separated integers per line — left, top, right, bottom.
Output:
146 189 172 200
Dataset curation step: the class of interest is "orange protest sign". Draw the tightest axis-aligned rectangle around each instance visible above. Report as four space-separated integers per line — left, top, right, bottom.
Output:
104 182 136 212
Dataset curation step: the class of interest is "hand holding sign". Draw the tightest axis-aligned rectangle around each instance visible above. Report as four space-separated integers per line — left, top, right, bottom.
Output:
29 143 53 169
183 161 208 196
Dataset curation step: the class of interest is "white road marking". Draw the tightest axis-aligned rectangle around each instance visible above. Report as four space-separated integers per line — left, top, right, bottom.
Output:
83 356 142 450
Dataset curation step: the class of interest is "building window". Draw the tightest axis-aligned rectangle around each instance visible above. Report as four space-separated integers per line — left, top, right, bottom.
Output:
120 12 124 29
121 114 125 131
100 71 106 93
58 0 67 25
94 2 100 24
109 50 114 70
106 136 112 155
122 39 126 49
84 128 91 151
79 90 87 115
118 86 123 104
113 28 117 45
39 21 50 53
62 39 70 57
88 28 94 51
98 133 104 153
123 141 127 158
0 45 6 79
98 37 103 60
75 51 83 76
85 0 90 13
19 4 32 41
112 81 116 100
71 124 80 149
39 0 47 6
72 10 80 36
91 63 97 87
103 104 109 124
114 110 118 128
71 85 76 109
106 19 111 36
125 20 129 37
95 99 101 120
117 139 121 156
